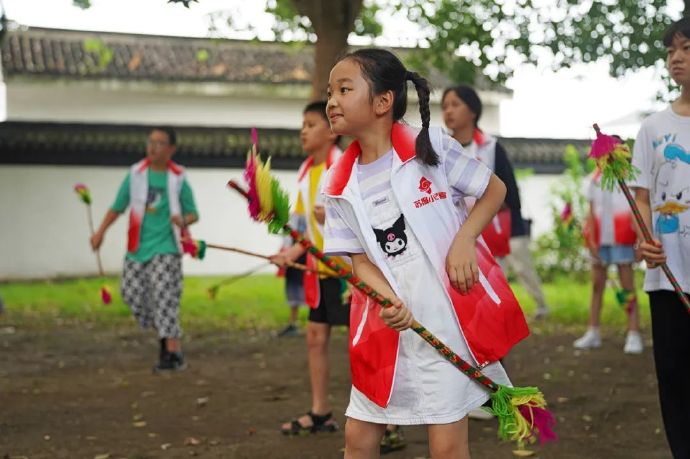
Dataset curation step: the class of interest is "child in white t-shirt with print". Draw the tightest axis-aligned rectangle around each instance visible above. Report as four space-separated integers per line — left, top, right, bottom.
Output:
631 17 690 459
574 167 643 354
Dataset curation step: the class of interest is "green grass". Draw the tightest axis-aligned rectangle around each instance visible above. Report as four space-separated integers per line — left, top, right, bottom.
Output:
0 274 651 331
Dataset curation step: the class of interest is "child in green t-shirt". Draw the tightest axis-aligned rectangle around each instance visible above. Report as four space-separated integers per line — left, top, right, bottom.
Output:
91 127 198 372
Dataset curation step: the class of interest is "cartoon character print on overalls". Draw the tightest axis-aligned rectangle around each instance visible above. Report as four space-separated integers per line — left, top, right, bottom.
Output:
365 188 421 271
653 136 690 235
373 214 408 257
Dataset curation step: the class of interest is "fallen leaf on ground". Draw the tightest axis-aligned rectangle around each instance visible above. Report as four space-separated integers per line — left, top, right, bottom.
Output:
184 437 201 446
512 449 535 457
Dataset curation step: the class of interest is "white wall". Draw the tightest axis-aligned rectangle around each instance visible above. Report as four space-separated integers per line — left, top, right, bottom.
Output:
0 165 296 280
0 164 557 280
5 80 502 133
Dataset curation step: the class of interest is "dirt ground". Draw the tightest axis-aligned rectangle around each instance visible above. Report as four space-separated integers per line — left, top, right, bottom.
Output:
0 322 673 459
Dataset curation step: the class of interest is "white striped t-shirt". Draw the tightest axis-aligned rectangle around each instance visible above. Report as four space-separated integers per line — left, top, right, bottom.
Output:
324 131 492 256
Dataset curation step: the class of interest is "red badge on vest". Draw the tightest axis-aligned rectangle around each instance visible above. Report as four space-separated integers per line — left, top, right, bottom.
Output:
414 176 447 209
418 176 432 194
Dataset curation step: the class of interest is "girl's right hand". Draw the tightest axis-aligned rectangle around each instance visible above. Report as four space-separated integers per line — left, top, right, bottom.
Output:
379 297 414 331
639 239 666 268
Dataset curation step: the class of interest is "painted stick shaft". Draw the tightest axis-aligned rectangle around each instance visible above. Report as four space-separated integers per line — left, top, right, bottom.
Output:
204 243 323 275
617 178 690 311
228 179 500 393
212 262 271 289
85 205 105 276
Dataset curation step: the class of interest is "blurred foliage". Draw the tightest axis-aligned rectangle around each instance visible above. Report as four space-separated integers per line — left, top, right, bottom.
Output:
259 0 684 87
83 38 113 71
532 144 596 282
74 0 686 93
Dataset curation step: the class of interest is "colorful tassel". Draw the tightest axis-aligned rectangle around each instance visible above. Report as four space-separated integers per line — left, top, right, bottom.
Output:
255 156 274 220
615 288 636 315
489 385 555 447
182 238 207 260
100 285 112 305
74 183 92 205
239 128 290 234
244 152 261 220
588 125 638 191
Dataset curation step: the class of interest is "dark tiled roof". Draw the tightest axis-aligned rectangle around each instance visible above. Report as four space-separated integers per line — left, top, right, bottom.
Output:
0 121 589 173
1 27 314 84
0 26 507 93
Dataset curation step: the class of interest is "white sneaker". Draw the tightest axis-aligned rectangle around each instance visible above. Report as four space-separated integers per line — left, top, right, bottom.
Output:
573 328 602 349
624 331 644 354
468 407 494 420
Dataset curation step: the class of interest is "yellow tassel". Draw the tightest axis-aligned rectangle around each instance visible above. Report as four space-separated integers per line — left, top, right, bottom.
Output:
256 157 274 220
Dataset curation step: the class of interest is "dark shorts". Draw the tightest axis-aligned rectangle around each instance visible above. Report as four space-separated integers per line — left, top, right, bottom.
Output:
308 278 350 326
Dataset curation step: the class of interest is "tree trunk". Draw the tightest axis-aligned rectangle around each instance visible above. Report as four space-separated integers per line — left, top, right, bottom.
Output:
292 0 363 100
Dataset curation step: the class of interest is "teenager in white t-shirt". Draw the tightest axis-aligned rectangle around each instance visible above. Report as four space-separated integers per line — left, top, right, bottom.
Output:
631 17 690 459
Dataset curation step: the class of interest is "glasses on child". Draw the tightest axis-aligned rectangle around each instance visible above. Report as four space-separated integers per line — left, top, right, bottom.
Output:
147 139 169 147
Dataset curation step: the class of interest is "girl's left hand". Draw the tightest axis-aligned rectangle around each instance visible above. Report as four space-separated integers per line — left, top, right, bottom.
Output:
446 235 479 294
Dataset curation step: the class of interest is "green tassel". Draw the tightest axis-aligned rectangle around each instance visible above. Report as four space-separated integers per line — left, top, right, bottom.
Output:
197 240 207 260
489 384 544 446
268 179 290 234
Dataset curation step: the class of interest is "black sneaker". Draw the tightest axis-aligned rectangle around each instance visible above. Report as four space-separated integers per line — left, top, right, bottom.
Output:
154 351 188 373
159 338 167 360
277 324 299 337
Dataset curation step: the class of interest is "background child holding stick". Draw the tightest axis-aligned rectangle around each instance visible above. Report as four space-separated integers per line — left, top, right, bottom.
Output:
91 126 198 372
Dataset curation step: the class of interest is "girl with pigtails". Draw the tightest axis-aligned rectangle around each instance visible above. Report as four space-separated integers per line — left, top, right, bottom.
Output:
322 48 528 458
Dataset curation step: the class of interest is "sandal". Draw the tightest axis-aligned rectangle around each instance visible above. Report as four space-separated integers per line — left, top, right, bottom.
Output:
380 425 406 454
281 411 339 435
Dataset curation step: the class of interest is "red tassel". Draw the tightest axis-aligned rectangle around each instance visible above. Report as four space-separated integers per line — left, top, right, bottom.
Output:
100 286 112 305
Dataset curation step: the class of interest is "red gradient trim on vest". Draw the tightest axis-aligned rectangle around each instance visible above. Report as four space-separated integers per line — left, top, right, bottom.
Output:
298 145 340 183
349 289 400 407
303 254 321 309
447 242 529 365
127 210 143 253
473 128 485 146
325 123 417 196
136 159 183 175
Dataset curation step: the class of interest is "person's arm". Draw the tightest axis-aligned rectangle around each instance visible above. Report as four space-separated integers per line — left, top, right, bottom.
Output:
634 187 666 267
586 202 601 264
173 179 199 228
630 123 665 267
92 174 129 250
91 210 121 250
271 243 307 266
447 174 506 293
313 204 326 225
493 143 521 213
351 253 413 331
